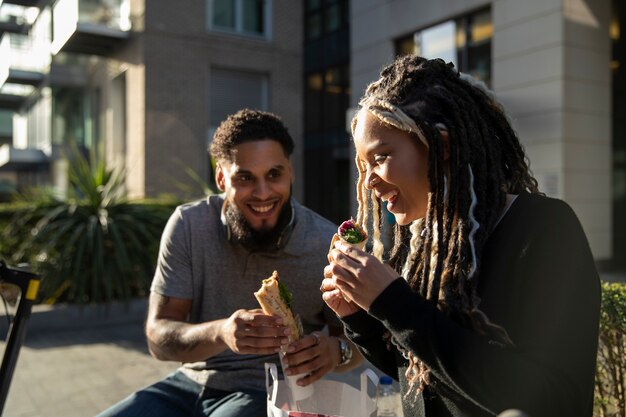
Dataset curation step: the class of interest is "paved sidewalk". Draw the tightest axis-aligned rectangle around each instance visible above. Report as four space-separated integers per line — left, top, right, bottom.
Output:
0 299 374 417
0 299 177 417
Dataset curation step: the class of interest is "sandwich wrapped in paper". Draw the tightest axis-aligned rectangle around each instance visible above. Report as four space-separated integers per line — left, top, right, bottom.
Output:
255 271 312 401
254 270 302 343
329 217 368 255
327 218 368 304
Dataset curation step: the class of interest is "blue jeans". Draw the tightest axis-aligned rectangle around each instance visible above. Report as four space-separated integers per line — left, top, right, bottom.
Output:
96 371 267 417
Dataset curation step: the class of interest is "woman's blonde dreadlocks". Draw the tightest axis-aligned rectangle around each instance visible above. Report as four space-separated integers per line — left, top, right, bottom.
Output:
352 56 541 395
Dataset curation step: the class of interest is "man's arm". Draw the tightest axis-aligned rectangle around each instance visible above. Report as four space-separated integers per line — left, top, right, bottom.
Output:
146 292 290 362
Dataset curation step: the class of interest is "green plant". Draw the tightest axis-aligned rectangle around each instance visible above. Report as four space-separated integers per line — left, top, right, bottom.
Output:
168 158 219 199
3 149 175 304
595 281 626 417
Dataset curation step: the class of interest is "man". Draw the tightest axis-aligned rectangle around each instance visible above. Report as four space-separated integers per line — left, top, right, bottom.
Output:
98 109 361 417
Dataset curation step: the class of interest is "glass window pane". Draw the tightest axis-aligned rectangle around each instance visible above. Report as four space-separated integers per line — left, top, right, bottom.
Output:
52 87 86 148
418 20 457 65
467 42 491 86
456 19 466 49
395 35 416 56
307 73 323 91
306 73 323 131
242 0 264 34
323 67 346 130
0 110 12 139
307 0 321 12
213 0 235 29
324 3 341 33
307 12 322 39
470 10 493 44
325 67 341 92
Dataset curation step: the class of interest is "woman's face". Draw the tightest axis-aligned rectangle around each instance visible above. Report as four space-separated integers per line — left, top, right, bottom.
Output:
353 110 431 226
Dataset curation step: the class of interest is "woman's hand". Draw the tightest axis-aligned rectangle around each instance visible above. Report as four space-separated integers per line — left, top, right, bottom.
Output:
323 240 398 312
321 264 361 318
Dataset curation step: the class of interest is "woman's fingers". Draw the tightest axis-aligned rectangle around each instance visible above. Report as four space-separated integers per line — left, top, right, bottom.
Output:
327 261 357 290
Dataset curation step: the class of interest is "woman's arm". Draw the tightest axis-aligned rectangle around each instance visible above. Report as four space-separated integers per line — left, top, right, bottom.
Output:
341 308 399 380
368 201 600 416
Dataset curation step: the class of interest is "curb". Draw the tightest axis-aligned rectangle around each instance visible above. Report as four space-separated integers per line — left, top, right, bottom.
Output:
2 297 149 334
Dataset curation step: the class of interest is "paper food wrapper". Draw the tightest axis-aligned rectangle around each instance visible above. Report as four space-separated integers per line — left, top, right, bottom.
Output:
280 352 315 402
266 362 377 417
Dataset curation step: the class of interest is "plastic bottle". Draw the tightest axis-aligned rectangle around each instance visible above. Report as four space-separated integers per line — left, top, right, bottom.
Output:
376 375 401 417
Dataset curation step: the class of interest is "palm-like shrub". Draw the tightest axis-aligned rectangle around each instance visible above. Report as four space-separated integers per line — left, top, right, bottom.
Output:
4 150 176 303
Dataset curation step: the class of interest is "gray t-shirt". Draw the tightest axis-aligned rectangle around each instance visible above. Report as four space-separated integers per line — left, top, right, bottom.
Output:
151 194 339 392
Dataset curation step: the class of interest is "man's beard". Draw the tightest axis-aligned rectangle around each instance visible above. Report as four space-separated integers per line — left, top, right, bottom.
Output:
225 199 293 252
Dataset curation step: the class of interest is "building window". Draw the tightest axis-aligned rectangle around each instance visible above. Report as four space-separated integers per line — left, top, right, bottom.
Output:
52 86 89 150
208 0 271 39
395 8 492 86
305 0 348 41
304 0 350 224
305 65 349 134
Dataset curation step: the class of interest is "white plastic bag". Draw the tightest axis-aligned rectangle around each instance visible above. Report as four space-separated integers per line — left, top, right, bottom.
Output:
265 362 377 417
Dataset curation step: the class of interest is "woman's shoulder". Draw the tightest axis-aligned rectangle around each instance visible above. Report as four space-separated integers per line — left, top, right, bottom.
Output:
509 192 587 243
522 192 579 222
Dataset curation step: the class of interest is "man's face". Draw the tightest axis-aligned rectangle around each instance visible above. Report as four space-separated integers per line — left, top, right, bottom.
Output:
216 139 294 233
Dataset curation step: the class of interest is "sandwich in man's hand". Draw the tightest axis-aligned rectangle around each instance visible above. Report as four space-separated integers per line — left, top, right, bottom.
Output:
254 270 302 343
255 271 316 400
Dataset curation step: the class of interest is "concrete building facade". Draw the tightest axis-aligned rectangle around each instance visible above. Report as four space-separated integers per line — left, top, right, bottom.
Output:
2 0 624 267
350 0 622 265
0 0 305 201
122 0 304 199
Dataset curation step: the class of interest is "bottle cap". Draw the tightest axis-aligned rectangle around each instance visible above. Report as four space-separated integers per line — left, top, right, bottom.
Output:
379 375 393 385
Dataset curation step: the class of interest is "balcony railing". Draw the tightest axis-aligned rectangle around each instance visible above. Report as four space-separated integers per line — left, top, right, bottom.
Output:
0 3 38 34
0 3 39 26
0 82 36 111
1 32 49 74
51 0 131 56
0 0 42 8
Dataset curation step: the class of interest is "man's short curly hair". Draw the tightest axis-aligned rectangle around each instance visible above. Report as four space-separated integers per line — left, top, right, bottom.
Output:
209 109 295 162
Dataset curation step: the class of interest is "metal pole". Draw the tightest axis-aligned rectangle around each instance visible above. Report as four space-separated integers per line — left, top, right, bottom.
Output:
0 296 35 413
0 262 41 416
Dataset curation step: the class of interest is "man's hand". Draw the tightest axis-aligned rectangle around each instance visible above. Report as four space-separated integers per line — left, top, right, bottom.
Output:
146 293 290 362
219 308 291 355
281 332 341 386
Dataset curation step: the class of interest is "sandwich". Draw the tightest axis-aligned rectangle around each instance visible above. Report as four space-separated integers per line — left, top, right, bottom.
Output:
326 218 368 303
254 270 302 342
329 217 368 256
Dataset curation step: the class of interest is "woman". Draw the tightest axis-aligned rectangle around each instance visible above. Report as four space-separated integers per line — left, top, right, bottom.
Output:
321 56 600 417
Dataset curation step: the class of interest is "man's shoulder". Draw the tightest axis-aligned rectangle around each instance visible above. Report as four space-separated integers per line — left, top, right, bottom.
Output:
176 194 223 217
285 201 337 254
